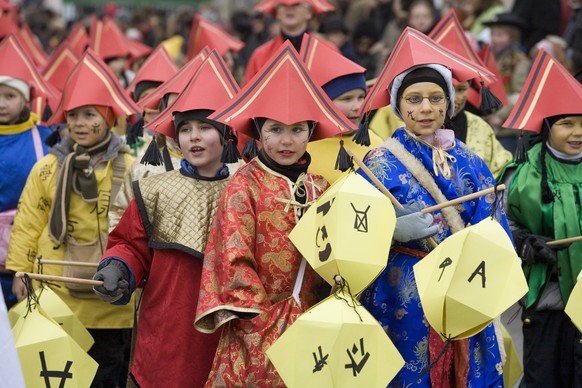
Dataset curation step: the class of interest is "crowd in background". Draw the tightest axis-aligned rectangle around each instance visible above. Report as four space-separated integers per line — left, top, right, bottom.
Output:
12 0 582 145
17 1 582 79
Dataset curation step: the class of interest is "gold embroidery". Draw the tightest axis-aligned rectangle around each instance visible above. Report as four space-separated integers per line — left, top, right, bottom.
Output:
139 170 229 254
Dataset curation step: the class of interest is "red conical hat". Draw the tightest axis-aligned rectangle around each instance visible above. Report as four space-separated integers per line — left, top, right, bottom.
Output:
0 0 16 11
186 14 244 60
360 27 496 114
62 22 89 57
17 24 49 68
49 48 140 124
43 44 79 91
299 32 364 87
470 43 508 107
0 0 16 12
0 8 18 40
147 49 239 138
429 10 486 70
209 41 356 140
138 47 210 110
127 44 178 99
255 0 335 16
503 49 582 133
428 10 507 110
127 39 153 65
0 0 18 39
30 81 61 123
90 16 130 60
0 34 58 103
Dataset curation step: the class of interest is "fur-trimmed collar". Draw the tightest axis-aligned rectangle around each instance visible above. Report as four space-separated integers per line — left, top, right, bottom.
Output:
380 137 466 233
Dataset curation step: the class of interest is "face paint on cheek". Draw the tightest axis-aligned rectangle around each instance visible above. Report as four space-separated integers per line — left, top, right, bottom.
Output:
407 110 415 120
439 109 444 117
260 135 271 153
91 123 101 134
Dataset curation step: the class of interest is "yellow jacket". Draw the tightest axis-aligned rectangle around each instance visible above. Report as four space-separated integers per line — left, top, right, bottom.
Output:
464 111 513 177
368 105 403 141
7 148 135 329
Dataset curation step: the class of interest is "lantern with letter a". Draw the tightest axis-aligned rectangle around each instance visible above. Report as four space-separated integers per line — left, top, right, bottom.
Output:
413 217 528 340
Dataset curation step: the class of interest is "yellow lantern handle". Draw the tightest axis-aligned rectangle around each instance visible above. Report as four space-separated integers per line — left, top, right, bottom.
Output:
547 235 582 246
15 272 103 286
346 149 438 249
420 185 506 214
36 258 99 268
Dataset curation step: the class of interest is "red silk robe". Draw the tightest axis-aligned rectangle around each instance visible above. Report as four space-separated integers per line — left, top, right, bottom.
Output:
195 158 329 387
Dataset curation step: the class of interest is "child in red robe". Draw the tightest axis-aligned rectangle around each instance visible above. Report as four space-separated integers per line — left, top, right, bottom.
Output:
91 51 241 387
195 42 357 386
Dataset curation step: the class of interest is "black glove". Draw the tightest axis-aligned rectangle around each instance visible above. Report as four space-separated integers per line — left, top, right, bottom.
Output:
92 259 130 303
512 229 567 265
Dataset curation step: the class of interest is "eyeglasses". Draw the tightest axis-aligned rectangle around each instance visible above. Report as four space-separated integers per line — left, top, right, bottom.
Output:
401 95 447 105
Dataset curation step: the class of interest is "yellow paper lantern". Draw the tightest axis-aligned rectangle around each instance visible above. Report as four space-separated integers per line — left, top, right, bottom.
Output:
267 291 404 387
12 305 98 387
9 286 94 351
565 271 582 332
414 217 528 340
290 171 396 294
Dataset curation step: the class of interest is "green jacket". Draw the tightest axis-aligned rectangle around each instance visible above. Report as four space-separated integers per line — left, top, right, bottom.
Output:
507 143 582 308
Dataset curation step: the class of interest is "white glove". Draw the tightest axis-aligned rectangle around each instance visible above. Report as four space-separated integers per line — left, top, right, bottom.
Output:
393 202 439 243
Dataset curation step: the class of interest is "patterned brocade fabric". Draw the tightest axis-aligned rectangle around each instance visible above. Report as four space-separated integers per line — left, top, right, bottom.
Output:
464 111 513 177
195 158 329 387
135 169 229 257
358 128 508 387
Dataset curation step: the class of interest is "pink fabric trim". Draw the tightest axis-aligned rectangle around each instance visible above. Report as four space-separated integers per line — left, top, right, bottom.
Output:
31 126 44 161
